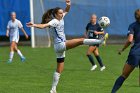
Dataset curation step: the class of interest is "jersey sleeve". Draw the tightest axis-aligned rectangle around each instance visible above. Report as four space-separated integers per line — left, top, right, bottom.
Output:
86 23 89 31
48 19 58 27
18 21 23 28
97 24 104 31
7 21 10 29
98 27 104 31
128 24 134 36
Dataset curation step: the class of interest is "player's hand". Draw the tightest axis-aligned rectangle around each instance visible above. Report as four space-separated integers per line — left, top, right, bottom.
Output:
6 33 9 37
94 31 98 35
118 49 123 55
26 22 34 27
25 34 29 39
66 0 71 6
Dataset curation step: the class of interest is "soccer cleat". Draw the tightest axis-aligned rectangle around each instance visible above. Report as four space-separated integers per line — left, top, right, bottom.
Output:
21 57 26 62
99 33 109 45
7 59 12 63
91 65 97 71
50 89 57 93
100 66 106 71
103 33 109 46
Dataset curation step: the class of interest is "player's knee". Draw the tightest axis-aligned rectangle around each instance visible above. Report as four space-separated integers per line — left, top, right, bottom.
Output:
87 52 92 55
94 53 99 56
10 46 14 51
122 73 129 79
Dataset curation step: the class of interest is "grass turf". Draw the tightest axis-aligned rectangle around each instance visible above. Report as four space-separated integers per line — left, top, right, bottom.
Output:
0 45 140 93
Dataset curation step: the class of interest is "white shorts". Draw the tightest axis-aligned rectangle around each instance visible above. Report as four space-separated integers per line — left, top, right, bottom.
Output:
10 35 19 43
54 42 66 58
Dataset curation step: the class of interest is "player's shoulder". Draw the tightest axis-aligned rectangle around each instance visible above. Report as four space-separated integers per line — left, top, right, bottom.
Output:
15 19 21 23
8 20 12 23
87 22 91 25
86 22 91 27
50 19 59 23
129 21 137 28
96 23 101 27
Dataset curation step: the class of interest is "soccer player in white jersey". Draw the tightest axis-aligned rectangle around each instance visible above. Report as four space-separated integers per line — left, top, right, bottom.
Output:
27 0 107 93
6 12 28 63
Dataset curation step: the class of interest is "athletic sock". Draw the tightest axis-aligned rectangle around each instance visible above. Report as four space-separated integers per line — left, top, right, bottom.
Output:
17 50 24 58
111 76 126 93
51 71 61 90
83 39 103 45
87 55 95 66
95 56 104 67
9 52 14 61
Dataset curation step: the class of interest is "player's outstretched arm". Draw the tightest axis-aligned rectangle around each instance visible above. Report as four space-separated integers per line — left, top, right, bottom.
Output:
118 34 133 55
26 22 50 29
64 0 71 15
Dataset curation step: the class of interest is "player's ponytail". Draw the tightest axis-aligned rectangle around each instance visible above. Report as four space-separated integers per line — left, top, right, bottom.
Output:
41 9 54 24
41 7 62 24
135 9 140 22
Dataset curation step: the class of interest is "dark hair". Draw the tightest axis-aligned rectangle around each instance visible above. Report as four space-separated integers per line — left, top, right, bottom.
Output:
135 9 140 22
41 7 62 24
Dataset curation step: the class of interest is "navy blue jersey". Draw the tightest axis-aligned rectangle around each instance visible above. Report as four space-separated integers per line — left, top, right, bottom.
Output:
128 21 140 55
86 23 104 39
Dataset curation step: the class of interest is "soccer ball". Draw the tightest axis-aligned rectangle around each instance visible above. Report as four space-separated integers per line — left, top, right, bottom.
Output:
98 16 110 28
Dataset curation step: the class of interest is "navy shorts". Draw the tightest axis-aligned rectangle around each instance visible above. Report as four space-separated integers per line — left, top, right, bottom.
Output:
126 55 140 67
89 44 99 47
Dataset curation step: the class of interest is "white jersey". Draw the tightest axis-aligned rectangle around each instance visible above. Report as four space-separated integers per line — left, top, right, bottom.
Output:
48 16 66 44
7 19 23 43
7 19 23 37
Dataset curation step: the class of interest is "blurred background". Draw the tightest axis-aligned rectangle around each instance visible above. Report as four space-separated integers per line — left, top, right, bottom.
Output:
0 0 140 47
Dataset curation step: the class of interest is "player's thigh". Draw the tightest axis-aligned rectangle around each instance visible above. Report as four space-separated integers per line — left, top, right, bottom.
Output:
93 47 99 56
126 55 140 67
122 64 135 78
55 52 65 73
87 46 96 55
11 41 16 48
66 38 84 50
14 44 18 51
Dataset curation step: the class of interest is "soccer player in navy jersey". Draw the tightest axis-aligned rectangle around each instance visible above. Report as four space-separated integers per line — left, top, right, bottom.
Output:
85 14 106 71
111 9 140 93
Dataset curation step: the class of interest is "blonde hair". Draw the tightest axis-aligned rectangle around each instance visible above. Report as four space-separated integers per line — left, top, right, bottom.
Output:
11 12 16 15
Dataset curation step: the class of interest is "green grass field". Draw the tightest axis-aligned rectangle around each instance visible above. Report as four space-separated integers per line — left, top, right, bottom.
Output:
0 45 140 93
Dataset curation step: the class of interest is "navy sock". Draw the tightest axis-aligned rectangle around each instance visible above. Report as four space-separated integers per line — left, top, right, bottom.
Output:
87 55 95 66
95 56 104 67
111 76 126 93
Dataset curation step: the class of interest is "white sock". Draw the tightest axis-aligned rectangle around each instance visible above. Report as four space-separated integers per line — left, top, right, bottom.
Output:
17 50 24 58
9 52 14 61
51 71 61 90
83 39 103 45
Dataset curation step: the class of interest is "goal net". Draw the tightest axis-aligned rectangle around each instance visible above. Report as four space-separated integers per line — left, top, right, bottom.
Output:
30 0 51 48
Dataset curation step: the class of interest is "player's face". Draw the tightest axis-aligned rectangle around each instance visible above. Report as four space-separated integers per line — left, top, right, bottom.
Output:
56 9 64 20
11 13 16 21
91 16 97 24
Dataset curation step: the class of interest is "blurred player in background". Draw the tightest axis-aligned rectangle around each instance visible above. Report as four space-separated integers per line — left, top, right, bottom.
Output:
85 14 106 71
6 12 28 63
111 9 140 93
27 0 107 93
